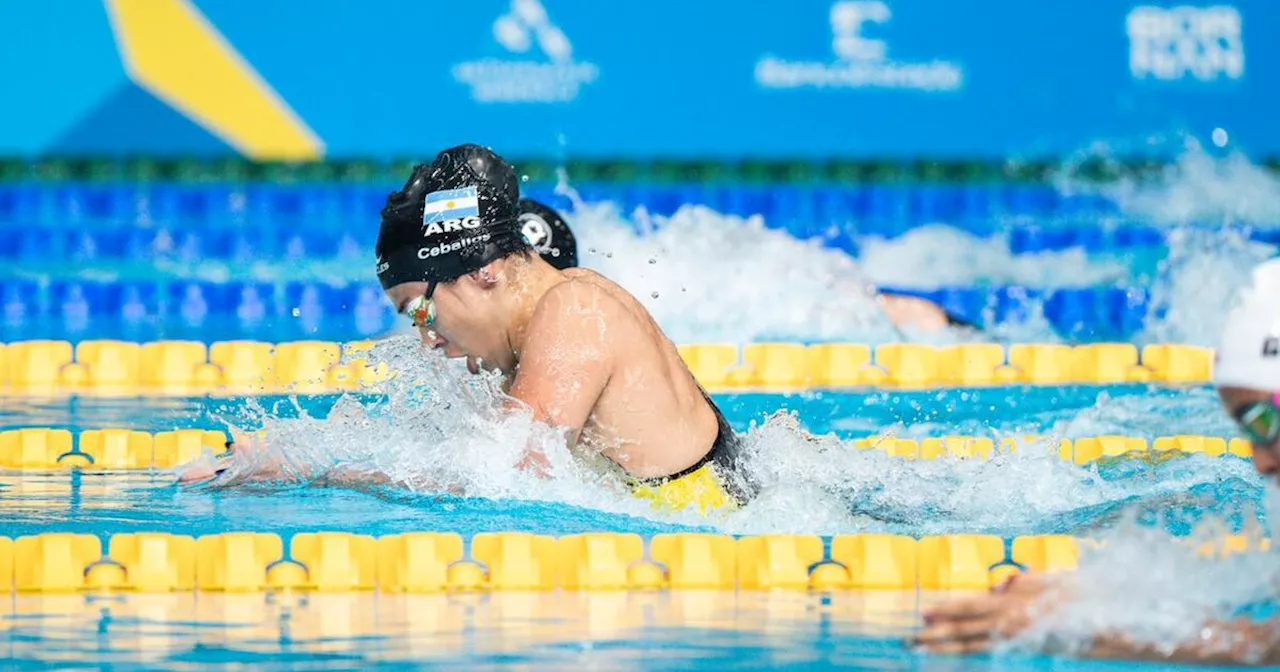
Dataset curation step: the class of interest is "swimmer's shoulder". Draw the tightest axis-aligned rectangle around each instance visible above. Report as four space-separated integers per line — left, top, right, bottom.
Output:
551 269 637 309
533 272 631 331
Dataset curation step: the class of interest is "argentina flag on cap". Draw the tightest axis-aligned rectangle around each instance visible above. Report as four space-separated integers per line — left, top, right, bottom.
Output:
422 186 480 224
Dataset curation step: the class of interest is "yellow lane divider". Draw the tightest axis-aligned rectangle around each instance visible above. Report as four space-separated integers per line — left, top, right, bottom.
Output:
0 340 1213 395
1 531 1265 593
0 429 1253 470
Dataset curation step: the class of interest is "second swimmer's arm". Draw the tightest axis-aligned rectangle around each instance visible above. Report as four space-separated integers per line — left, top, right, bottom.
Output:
1086 617 1280 665
507 283 615 475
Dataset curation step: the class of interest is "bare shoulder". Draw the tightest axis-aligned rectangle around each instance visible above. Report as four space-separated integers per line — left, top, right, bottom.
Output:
527 275 633 348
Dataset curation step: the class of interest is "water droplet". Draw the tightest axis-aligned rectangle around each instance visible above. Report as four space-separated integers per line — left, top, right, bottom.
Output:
648 258 657 264
521 174 530 182
1212 127 1229 148
651 291 659 299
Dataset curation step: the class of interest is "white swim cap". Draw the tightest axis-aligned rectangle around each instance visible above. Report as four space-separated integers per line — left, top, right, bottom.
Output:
1215 257 1280 391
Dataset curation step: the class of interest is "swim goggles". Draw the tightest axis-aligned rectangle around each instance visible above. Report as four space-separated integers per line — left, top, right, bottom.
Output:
1232 393 1280 447
401 281 437 328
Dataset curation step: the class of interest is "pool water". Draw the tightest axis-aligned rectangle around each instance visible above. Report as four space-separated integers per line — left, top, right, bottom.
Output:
0 385 1275 670
7 154 1280 669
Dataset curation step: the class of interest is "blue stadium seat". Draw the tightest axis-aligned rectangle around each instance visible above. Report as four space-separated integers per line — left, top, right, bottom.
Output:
1000 185 1059 217
103 282 158 326
1009 226 1078 253
229 283 276 324
812 187 855 226
909 185 963 225
1113 225 1164 248
1103 287 1149 339
633 185 681 217
171 186 216 229
992 286 1043 325
0 279 39 323
864 185 906 224
1248 228 1280 246
1044 288 1105 339
1071 225 1106 252
166 281 223 326
0 225 20 258
277 227 340 260
575 183 624 208
959 186 994 222
50 183 121 227
12 227 62 260
0 184 36 226
285 282 352 317
49 281 107 334
767 186 812 230
722 185 769 219
352 283 395 336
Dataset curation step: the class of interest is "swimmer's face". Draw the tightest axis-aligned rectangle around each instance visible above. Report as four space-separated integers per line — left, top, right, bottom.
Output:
386 274 511 375
1219 386 1280 483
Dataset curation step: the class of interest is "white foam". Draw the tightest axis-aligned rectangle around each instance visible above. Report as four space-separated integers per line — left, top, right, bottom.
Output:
856 224 1128 289
1002 494 1280 663
197 338 1266 537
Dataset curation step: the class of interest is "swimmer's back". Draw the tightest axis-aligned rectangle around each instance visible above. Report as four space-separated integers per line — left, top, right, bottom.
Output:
549 268 719 478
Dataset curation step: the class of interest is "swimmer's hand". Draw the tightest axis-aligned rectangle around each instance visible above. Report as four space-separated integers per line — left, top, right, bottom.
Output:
914 572 1059 655
916 574 1280 664
176 445 235 485
516 449 551 478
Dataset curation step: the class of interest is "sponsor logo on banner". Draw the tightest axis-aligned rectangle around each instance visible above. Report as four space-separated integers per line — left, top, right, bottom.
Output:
453 0 599 103
1127 5 1244 81
755 1 963 92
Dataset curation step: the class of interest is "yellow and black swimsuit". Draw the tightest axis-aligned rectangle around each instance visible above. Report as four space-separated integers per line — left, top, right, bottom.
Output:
627 389 755 514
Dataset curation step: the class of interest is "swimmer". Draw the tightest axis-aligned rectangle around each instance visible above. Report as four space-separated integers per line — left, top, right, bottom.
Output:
382 144 750 511
913 258 1280 665
875 287 980 333
189 144 752 513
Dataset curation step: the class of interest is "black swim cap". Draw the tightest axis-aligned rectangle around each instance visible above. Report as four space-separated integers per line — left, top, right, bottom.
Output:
519 199 578 270
375 144 527 289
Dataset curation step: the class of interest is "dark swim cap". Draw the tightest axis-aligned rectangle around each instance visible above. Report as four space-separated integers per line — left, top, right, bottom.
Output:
375 144 528 289
519 199 578 270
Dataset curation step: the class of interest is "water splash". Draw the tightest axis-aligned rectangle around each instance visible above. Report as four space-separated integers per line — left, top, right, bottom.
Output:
1002 492 1280 664
856 225 1129 289
1054 143 1280 346
565 201 902 344
191 339 1266 536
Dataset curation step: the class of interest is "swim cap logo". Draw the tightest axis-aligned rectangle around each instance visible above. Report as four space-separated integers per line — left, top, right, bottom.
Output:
423 216 485 237
418 233 493 259
520 212 553 253
375 254 390 275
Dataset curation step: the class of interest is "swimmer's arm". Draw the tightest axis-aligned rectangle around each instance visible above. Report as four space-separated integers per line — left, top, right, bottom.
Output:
1085 617 1280 665
507 283 614 473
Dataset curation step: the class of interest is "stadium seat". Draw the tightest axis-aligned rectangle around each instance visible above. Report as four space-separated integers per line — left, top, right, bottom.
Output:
1045 288 1102 339
992 286 1042 325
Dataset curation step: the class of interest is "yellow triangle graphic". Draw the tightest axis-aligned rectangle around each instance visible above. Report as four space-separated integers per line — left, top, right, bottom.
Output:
105 0 324 160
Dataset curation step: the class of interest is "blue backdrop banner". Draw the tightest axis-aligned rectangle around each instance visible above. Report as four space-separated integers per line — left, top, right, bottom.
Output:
0 0 1271 159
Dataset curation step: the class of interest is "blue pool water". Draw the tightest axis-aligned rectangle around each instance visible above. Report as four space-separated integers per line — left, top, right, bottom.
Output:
0 385 1273 669
6 151 1280 668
